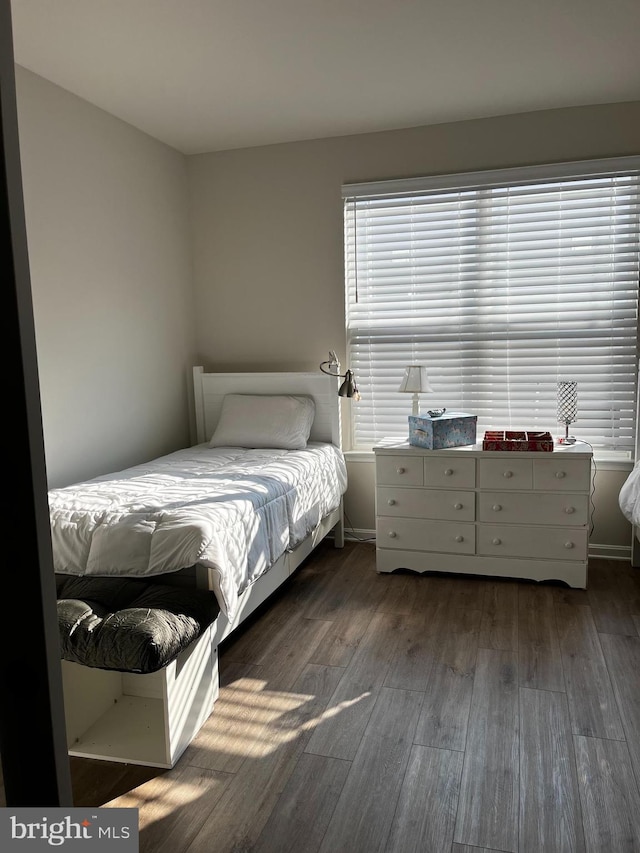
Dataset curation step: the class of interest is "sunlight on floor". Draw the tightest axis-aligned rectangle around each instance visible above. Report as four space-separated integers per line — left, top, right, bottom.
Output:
194 677 371 759
104 677 371 833
106 774 206 827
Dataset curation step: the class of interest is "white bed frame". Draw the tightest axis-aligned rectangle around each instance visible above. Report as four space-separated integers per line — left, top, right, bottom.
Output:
61 367 345 768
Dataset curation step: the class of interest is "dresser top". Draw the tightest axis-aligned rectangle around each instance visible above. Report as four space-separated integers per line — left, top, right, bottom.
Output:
373 437 593 458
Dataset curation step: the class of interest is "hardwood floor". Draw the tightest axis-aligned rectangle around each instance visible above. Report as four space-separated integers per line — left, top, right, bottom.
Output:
19 542 640 851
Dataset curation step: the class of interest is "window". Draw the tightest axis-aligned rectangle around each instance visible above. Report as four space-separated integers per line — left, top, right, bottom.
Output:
343 157 640 452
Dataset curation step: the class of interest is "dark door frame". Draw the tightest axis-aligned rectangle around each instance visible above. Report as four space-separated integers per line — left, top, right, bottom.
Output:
0 0 73 805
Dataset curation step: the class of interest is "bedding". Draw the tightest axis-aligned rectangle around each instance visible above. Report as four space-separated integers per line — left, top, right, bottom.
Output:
619 461 640 526
49 441 347 621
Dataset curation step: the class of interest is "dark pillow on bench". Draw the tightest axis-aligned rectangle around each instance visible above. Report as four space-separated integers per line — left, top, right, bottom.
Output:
56 575 219 674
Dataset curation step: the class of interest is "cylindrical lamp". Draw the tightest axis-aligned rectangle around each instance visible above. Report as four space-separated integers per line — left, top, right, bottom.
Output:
557 380 578 444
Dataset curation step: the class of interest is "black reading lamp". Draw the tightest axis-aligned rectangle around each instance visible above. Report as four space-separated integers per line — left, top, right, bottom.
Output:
319 351 361 400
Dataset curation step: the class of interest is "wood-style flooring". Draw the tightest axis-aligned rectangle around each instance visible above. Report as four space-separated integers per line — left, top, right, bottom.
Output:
18 543 640 851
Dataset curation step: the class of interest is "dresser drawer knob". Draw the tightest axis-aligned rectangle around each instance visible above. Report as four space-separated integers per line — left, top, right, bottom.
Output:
454 503 463 510
564 541 575 549
387 498 396 506
388 531 397 538
555 470 566 479
503 470 513 478
492 504 502 512
455 534 464 542
564 506 575 515
396 467 405 475
492 537 502 545
444 468 454 476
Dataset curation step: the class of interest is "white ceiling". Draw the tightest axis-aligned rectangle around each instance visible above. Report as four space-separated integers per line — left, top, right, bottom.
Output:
10 0 640 155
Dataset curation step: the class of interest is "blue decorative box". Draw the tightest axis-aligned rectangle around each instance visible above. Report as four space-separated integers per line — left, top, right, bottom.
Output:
408 412 477 449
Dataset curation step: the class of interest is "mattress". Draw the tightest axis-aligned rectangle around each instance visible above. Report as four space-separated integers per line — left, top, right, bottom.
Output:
49 442 347 620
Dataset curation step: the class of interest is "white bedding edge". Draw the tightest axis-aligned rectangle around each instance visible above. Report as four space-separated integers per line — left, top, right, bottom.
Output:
619 460 640 526
49 442 347 621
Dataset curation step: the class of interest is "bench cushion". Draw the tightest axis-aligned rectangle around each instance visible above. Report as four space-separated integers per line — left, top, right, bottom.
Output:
56 575 219 674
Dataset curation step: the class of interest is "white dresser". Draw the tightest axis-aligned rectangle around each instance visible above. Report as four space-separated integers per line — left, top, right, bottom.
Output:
373 439 592 588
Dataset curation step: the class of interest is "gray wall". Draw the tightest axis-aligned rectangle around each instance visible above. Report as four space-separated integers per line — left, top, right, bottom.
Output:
188 102 640 550
16 67 196 488
188 102 640 372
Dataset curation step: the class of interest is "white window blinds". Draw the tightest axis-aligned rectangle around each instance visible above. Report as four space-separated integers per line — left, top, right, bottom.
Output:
343 158 640 451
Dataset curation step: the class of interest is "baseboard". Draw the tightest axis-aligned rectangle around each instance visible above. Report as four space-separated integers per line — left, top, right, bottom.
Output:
344 528 376 543
588 543 632 561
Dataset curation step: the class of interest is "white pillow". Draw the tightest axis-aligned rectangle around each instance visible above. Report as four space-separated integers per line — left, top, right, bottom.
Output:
209 394 315 450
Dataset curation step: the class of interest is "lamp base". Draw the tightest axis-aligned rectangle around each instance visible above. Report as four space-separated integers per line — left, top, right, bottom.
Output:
558 422 576 445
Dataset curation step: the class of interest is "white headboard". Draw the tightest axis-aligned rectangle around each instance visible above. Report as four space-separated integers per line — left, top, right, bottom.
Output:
192 367 342 447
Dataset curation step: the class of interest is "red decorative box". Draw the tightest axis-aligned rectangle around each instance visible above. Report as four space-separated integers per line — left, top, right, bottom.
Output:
482 430 554 452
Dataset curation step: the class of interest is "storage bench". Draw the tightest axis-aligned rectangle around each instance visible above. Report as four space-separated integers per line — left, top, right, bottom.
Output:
56 575 220 768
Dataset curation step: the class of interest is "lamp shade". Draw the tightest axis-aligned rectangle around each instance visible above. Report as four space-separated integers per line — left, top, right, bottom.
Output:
338 369 357 398
398 366 433 394
557 380 578 444
557 381 578 424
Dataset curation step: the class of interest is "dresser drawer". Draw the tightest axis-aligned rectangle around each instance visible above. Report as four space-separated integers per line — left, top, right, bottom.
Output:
376 516 475 553
478 458 532 490
533 458 591 492
478 492 589 526
377 487 475 521
376 455 423 486
478 524 588 561
424 457 475 488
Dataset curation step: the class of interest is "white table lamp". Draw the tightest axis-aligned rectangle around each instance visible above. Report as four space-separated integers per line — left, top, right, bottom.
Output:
398 365 433 415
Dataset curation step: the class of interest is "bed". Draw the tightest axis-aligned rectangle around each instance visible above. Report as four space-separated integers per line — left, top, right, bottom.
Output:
619 463 640 568
51 366 347 767
618 361 640 567
619 473 640 566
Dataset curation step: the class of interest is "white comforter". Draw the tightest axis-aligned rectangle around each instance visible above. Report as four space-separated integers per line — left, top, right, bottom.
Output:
619 461 640 526
49 442 347 620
